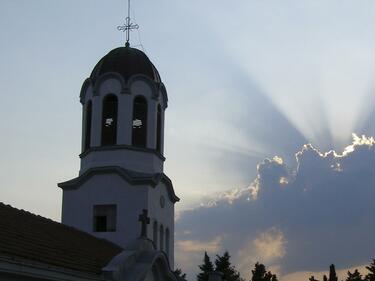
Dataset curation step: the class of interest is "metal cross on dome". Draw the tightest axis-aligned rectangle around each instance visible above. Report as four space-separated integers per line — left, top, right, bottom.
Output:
117 0 139 47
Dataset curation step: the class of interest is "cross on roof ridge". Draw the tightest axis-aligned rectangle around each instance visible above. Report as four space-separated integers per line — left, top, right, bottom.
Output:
138 209 150 238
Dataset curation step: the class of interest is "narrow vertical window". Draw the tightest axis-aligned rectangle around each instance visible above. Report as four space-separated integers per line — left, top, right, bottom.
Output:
159 224 164 251
84 101 92 151
156 104 162 153
153 221 158 249
101 95 118 146
165 228 170 257
132 96 147 147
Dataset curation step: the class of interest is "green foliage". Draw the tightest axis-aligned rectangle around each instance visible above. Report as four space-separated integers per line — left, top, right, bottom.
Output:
173 268 187 280
197 252 214 281
365 259 375 281
215 251 244 281
251 262 278 281
346 269 363 281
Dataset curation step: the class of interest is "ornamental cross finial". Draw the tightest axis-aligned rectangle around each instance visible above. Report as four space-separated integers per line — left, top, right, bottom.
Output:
117 0 139 47
138 209 150 238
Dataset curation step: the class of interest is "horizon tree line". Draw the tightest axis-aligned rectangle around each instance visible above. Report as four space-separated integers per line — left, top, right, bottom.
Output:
174 252 375 281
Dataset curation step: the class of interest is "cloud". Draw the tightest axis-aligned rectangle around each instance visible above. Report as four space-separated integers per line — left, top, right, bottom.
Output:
175 134 375 279
174 236 224 277
253 228 287 262
177 236 223 253
236 227 287 276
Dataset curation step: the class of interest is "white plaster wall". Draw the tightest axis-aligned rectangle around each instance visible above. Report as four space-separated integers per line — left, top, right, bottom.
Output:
147 182 175 268
74 74 174 265
62 173 149 249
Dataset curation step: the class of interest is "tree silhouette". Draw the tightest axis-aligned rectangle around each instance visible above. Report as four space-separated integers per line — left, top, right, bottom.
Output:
251 263 267 281
173 268 187 280
323 275 328 281
251 262 278 281
309 276 320 281
329 264 338 281
215 251 244 281
346 269 363 281
197 252 214 281
365 259 375 281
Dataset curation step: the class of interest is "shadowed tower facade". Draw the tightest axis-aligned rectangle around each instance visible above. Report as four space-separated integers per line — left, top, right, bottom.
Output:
58 45 179 267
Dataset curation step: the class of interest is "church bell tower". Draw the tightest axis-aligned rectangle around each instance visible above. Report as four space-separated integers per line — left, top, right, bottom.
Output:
58 41 179 267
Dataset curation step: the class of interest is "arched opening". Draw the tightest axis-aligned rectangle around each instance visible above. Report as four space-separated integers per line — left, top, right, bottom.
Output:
156 104 162 153
84 100 92 151
165 228 170 258
159 224 164 251
153 220 158 249
101 95 118 146
132 96 147 147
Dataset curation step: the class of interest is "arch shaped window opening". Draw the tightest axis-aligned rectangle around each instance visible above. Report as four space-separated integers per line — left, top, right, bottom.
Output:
84 101 92 151
159 225 164 251
165 228 170 258
153 220 158 250
132 96 147 147
156 104 162 153
101 95 118 146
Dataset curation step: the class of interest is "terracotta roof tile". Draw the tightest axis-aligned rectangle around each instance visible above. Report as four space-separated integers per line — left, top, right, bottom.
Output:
0 202 122 274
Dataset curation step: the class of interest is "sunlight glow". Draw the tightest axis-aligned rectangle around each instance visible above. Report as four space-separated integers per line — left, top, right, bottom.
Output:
229 23 375 151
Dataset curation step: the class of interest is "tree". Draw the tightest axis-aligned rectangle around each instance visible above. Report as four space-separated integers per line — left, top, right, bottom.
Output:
197 252 214 281
329 264 338 281
346 269 363 281
265 272 278 281
215 251 244 281
365 259 375 281
251 262 278 281
323 275 328 281
251 263 267 281
309 276 319 281
174 268 187 280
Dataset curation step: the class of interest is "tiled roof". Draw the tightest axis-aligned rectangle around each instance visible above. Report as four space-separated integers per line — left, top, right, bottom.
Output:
0 202 122 274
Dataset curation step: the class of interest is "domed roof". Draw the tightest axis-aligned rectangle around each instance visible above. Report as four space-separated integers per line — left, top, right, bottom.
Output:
90 46 161 83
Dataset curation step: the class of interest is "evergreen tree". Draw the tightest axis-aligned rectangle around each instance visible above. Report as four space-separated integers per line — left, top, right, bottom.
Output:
323 275 328 281
329 265 338 281
214 251 243 281
346 269 363 281
173 268 187 280
365 259 375 281
197 252 214 281
251 262 278 281
251 263 267 281
309 276 319 281
264 271 278 281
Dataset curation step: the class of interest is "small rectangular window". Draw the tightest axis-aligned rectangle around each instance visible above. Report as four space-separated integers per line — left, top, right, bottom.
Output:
93 204 117 232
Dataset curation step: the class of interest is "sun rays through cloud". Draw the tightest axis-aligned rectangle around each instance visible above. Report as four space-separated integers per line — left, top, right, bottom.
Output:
232 45 375 153
176 134 375 279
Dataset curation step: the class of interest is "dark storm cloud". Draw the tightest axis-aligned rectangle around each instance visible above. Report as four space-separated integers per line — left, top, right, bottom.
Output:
175 135 375 278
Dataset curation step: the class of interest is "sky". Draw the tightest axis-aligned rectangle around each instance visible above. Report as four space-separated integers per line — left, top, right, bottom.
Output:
1 1 375 280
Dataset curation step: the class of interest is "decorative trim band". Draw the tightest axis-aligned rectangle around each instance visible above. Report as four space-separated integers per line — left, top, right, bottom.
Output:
58 166 179 203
